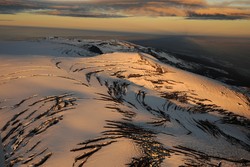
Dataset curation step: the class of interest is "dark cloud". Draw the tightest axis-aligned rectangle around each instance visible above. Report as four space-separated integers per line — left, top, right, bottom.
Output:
0 0 249 20
187 12 249 20
0 0 50 14
0 4 35 14
37 10 126 18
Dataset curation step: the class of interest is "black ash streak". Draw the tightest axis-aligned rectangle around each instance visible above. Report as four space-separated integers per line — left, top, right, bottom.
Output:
1 93 78 167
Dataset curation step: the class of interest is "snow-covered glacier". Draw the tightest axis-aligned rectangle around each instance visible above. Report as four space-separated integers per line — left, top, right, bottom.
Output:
0 38 249 167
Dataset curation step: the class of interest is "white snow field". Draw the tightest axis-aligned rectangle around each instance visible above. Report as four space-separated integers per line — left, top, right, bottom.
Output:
0 38 249 167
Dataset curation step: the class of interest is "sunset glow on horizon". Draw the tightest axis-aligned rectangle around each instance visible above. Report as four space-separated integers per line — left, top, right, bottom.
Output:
0 0 250 36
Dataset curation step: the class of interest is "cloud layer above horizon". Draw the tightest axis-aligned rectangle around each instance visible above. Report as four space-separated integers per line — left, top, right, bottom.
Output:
0 0 250 20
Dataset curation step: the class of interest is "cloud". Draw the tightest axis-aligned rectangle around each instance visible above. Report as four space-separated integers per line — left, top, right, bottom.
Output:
0 0 48 14
187 13 249 20
209 0 250 7
187 7 250 20
0 0 250 20
37 9 126 18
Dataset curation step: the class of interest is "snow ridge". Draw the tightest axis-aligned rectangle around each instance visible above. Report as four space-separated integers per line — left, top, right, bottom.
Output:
0 38 249 167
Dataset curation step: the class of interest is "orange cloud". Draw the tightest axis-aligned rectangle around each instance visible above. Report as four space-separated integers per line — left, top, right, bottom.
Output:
194 7 250 15
189 7 250 19
168 0 206 6
0 0 250 20
126 4 186 17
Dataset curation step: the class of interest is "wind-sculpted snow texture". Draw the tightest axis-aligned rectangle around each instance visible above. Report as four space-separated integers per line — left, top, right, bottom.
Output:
0 38 250 167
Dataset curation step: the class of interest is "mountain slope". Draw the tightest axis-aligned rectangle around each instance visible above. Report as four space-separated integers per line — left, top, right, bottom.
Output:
0 38 249 167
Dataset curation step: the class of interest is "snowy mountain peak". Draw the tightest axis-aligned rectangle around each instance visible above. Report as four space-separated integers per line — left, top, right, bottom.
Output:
0 38 249 167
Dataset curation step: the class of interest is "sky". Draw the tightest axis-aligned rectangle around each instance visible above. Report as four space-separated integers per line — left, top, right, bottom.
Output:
0 0 250 36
